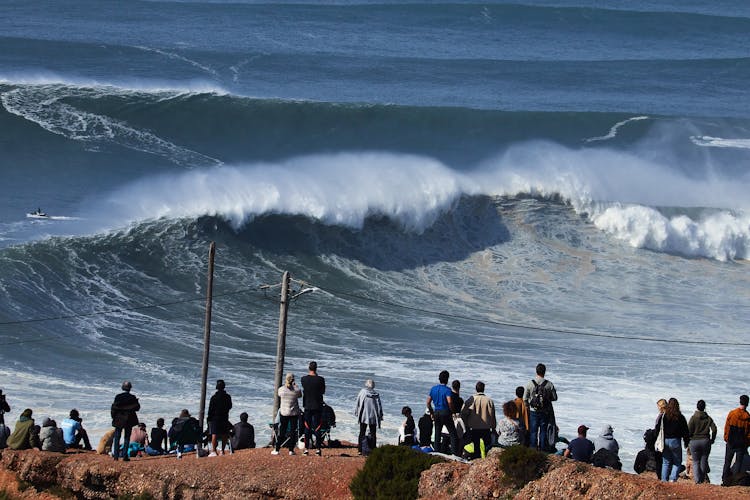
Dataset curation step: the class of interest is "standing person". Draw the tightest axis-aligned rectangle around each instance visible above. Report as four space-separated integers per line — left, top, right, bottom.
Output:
460 381 497 459
207 379 232 456
523 363 558 451
564 425 595 462
274 373 302 455
0 389 10 449
0 389 10 425
61 409 92 450
655 398 667 426
354 379 383 455
451 380 466 452
513 386 529 445
426 370 459 456
145 418 168 455
722 394 750 485
688 399 717 484
301 361 326 456
655 398 689 482
111 381 140 461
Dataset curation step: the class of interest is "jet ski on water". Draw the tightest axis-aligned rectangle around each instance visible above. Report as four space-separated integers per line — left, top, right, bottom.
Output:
26 208 49 219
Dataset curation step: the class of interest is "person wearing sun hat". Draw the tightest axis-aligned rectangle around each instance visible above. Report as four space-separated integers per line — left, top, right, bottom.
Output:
564 424 594 462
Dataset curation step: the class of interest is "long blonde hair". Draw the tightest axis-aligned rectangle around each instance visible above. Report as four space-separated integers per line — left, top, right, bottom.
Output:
285 373 295 389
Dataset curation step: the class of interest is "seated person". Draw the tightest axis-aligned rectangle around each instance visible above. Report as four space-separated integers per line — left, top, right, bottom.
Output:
417 408 433 447
168 410 201 457
230 412 256 450
7 409 41 450
40 417 66 453
634 428 662 479
563 425 594 463
128 422 149 457
592 424 621 470
145 418 168 455
399 406 416 446
61 409 92 450
496 401 523 448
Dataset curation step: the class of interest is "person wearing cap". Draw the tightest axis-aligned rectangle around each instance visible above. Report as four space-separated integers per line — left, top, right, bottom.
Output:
61 409 92 450
564 425 595 462
207 379 233 457
110 380 140 461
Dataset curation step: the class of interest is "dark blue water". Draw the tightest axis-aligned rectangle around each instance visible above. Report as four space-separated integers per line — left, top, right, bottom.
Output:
1 1 748 473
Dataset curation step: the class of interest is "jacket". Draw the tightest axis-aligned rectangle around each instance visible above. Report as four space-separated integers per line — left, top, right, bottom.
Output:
460 392 497 430
111 391 140 428
7 417 40 450
594 425 619 455
724 407 750 447
656 413 690 447
523 376 558 413
688 410 717 442
354 388 383 427
208 390 232 424
40 419 66 452
278 384 302 417
514 397 529 431
231 421 256 450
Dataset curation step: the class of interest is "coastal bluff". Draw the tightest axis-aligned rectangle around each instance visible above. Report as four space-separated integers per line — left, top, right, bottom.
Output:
1 446 748 499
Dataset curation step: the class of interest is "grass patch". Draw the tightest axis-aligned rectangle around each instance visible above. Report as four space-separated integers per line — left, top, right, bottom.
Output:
497 445 548 489
350 445 443 500
0 489 15 500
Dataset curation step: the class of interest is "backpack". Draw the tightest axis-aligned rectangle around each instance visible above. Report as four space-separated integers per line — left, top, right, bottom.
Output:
360 434 373 456
529 380 549 412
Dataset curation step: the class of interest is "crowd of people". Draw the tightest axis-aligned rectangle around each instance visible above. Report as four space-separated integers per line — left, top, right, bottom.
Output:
1 362 749 488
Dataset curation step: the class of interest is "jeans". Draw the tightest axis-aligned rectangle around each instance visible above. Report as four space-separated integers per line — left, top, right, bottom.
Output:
304 410 322 450
722 444 749 484
276 415 298 451
529 410 549 451
661 437 682 481
112 425 132 458
434 409 459 456
358 423 377 453
689 438 710 484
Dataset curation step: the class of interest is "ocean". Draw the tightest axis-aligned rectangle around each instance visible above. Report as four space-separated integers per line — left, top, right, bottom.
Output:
1 0 748 475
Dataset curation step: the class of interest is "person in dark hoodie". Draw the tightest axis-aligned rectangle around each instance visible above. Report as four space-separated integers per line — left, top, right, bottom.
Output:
418 407 433 447
687 399 717 484
634 428 662 478
207 379 232 456
655 398 690 482
110 380 140 461
231 412 256 450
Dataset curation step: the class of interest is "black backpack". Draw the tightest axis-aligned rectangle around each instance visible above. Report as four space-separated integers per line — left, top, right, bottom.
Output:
592 448 622 470
529 380 549 412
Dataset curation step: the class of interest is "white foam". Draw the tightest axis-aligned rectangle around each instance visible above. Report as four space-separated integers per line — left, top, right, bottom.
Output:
690 135 750 150
585 115 650 143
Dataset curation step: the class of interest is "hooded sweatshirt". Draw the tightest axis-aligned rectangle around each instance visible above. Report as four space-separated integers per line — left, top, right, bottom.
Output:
594 425 619 455
40 418 66 452
688 410 717 441
7 415 39 450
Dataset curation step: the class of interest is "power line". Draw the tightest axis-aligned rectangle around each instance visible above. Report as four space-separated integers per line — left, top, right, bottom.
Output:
0 278 745 347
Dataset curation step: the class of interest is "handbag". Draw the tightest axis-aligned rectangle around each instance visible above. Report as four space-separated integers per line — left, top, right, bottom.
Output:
655 415 665 452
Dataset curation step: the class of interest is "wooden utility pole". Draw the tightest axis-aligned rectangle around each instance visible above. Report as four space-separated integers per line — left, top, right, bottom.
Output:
271 271 291 422
198 241 216 435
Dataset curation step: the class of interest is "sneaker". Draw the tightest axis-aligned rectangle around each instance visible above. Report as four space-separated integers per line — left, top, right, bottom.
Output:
208 452 218 457
289 450 295 455
303 449 308 455
271 450 279 455
176 451 182 459
112 455 118 461
316 449 321 456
